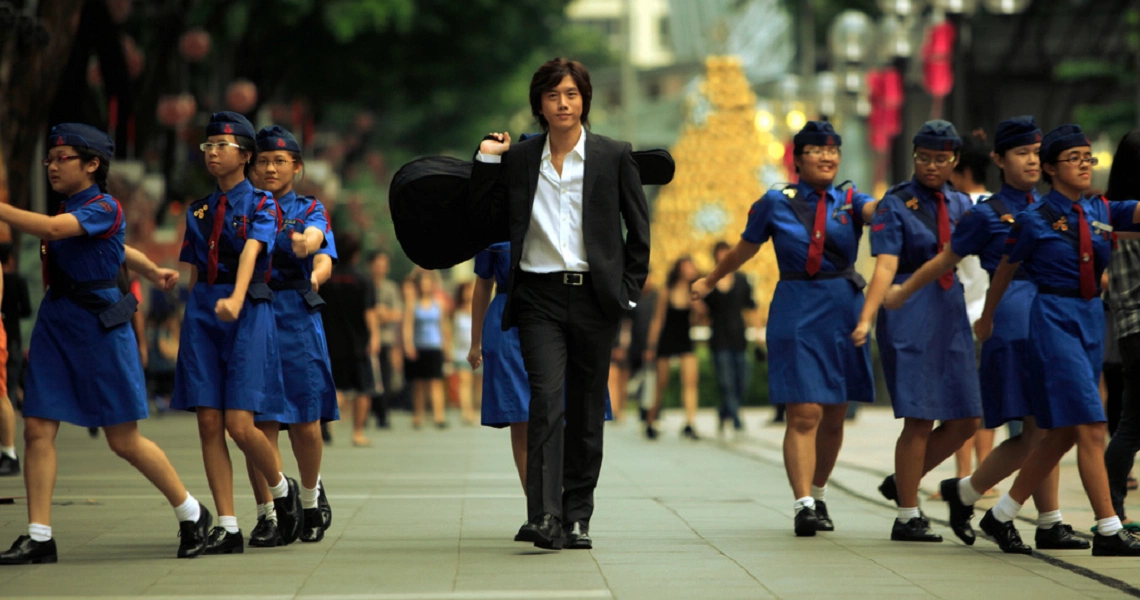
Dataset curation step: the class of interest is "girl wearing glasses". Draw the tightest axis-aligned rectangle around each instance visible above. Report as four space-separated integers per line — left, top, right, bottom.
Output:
854 120 982 543
692 121 878 537
973 124 1140 556
242 125 338 547
171 112 303 555
0 124 210 564
883 117 1087 552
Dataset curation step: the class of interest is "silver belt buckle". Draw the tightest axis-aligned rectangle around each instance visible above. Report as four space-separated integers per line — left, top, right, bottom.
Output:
563 273 584 286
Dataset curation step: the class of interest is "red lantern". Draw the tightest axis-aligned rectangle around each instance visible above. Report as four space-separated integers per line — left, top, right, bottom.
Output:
225 79 258 114
179 29 211 62
922 22 956 99
867 67 905 153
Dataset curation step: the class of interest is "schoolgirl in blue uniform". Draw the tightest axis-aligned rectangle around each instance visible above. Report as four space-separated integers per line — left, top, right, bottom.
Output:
242 126 338 547
884 117 1086 551
172 112 302 554
0 124 210 565
854 120 982 542
975 124 1140 556
692 121 877 537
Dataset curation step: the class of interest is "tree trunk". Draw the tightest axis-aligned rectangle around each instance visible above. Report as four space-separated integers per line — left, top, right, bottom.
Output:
0 0 85 212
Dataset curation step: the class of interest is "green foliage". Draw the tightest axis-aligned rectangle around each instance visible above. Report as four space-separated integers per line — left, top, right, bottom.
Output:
322 0 414 42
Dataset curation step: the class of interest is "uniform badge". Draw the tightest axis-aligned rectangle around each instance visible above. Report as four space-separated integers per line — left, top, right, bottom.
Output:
838 214 848 225
906 198 919 210
194 205 208 219
782 188 796 198
1000 214 1015 224
1052 217 1069 231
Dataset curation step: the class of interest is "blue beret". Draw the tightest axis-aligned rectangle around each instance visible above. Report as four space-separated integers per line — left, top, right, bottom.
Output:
913 120 962 151
48 123 114 159
1041 124 1090 163
206 111 255 139
793 121 842 147
255 125 301 153
993 116 1042 153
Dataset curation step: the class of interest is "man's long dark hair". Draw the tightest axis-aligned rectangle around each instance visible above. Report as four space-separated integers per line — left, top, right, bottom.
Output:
529 57 592 132
1106 130 1140 201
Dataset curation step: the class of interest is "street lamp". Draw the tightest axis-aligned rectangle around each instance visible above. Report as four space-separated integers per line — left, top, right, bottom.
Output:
829 9 873 108
981 0 1032 14
935 0 979 14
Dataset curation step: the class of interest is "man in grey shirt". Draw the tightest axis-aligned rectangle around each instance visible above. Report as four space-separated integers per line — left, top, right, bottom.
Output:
370 251 404 427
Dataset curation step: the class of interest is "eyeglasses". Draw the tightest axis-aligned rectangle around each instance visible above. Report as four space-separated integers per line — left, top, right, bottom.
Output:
913 154 957 167
255 158 294 169
1061 155 1099 167
803 148 841 158
199 142 244 152
41 155 81 167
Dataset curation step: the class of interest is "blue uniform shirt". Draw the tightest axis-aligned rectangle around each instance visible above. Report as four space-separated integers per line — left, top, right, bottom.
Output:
1005 190 1139 289
474 242 511 288
870 178 972 272
950 184 1040 272
269 190 337 283
741 181 873 272
49 184 125 281
180 179 279 276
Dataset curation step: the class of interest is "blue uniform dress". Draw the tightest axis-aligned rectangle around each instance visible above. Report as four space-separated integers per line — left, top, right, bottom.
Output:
742 181 875 405
1005 191 1139 428
475 242 614 427
950 185 1039 428
172 179 286 415
259 191 339 424
872 178 982 421
24 185 148 427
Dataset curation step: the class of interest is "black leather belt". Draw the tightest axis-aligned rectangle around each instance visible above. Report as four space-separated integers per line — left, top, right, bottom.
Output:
520 271 590 286
1038 285 1099 299
780 270 850 281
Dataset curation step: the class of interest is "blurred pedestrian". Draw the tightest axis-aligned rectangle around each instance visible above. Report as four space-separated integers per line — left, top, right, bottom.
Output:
646 257 702 440
703 241 757 435
404 269 449 428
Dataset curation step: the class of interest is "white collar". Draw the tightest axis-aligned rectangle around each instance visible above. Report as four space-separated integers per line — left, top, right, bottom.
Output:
541 128 587 162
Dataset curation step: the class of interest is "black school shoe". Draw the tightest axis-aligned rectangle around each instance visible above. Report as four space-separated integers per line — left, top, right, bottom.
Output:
814 501 835 532
515 520 540 543
300 508 325 543
0 535 57 565
202 527 244 555
1035 524 1090 550
318 483 332 529
891 515 942 542
794 507 818 537
0 454 19 476
979 509 1031 555
248 516 283 548
879 474 898 505
940 478 976 546
273 477 303 545
176 504 212 558
1093 530 1140 556
565 522 592 550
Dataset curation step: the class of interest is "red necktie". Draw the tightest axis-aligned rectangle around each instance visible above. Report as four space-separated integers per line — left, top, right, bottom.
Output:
934 192 953 290
206 194 228 284
1026 193 1035 205
1073 203 1096 299
804 190 829 276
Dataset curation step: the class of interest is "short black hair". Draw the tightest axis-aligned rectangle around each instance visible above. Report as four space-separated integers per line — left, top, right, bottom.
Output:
954 132 990 184
1106 130 1140 200
234 135 257 178
713 241 730 257
75 147 110 192
529 58 592 132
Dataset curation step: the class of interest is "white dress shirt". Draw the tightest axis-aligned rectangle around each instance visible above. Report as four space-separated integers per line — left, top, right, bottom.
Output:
959 191 991 326
477 132 589 272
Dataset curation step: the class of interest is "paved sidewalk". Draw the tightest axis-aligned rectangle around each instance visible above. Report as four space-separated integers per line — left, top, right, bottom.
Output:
0 407 1135 600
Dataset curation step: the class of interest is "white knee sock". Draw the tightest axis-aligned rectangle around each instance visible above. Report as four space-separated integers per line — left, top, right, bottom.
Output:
218 515 239 534
28 523 51 542
1037 510 1062 529
958 476 982 506
1098 516 1123 536
811 485 827 502
257 502 277 522
897 507 921 523
0 445 15 459
300 484 319 510
269 473 290 499
794 496 815 514
992 494 1022 523
173 493 200 523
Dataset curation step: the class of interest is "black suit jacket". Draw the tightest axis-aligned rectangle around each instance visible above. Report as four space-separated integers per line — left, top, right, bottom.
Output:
468 130 651 330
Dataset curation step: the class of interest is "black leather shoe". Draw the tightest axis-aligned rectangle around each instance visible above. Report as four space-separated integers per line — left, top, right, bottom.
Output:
1093 530 1140 556
979 509 1031 554
273 477 303 545
0 454 19 476
681 424 700 440
645 425 658 440
248 516 283 548
879 474 898 505
1035 524 1090 550
794 507 818 537
532 514 563 550
940 478 976 546
176 504 212 558
565 522 592 549
300 508 325 543
814 501 834 532
202 526 244 555
891 515 942 542
514 521 540 543
0 535 57 565
318 483 332 529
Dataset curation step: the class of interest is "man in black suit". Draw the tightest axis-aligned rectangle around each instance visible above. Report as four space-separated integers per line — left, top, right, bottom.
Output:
469 58 650 550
